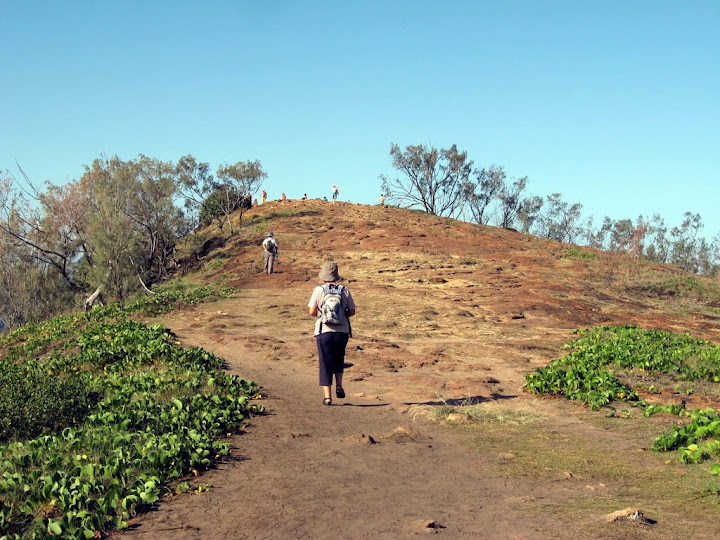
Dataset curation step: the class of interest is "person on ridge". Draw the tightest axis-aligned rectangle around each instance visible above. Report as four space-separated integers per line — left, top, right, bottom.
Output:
308 262 356 406
261 231 278 274
261 190 267 204
331 184 339 203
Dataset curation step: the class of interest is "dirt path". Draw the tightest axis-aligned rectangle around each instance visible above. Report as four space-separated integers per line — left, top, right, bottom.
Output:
123 291 563 539
121 201 720 539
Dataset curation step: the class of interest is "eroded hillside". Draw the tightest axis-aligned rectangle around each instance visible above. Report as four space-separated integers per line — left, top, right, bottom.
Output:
190 200 720 405
129 200 720 539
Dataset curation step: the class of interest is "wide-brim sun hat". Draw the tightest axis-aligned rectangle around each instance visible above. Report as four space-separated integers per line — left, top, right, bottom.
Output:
267 231 274 237
319 262 341 282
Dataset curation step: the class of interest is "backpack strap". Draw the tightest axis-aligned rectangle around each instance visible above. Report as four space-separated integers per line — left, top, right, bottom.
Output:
319 284 330 310
318 284 329 333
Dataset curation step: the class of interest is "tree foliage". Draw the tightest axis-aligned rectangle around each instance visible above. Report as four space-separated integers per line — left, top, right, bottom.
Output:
0 154 267 328
213 160 266 233
535 193 583 244
380 143 473 217
175 155 214 227
464 164 506 225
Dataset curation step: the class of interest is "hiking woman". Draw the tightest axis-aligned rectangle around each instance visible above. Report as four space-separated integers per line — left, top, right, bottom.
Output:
308 262 356 406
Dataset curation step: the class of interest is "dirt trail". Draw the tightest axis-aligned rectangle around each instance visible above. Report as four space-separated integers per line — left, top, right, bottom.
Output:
124 292 567 540
121 201 720 539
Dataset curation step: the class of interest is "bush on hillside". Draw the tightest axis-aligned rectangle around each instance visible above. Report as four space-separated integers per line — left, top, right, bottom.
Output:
199 188 251 227
0 361 99 443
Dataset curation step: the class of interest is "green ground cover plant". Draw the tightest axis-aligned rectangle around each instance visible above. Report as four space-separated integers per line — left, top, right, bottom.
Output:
0 285 259 539
560 248 598 261
525 325 720 491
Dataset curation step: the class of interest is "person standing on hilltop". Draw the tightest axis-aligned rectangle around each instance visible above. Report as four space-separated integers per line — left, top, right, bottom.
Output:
261 189 267 204
331 184 339 203
308 262 356 406
261 231 278 274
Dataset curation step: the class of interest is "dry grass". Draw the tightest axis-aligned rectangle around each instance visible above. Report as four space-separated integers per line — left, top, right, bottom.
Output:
457 413 720 539
408 398 543 426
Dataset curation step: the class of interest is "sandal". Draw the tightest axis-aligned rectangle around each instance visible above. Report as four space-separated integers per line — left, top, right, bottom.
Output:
323 398 332 406
335 387 345 399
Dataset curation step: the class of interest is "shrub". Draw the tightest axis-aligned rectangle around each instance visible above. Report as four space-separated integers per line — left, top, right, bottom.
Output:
0 361 99 443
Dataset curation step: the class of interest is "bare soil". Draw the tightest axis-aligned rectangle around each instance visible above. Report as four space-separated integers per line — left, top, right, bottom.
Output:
122 201 720 539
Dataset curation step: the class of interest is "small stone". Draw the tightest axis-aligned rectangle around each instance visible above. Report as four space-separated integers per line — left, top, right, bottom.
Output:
604 508 653 524
412 520 446 533
344 433 377 445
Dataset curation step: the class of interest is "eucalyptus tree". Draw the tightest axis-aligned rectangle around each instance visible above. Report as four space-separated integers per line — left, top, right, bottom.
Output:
175 155 214 227
644 214 670 263
464 164 506 225
380 143 473 218
131 155 189 281
496 176 529 229
213 160 267 233
669 212 704 273
0 169 90 292
0 171 89 325
80 155 189 301
516 195 544 234
533 193 583 244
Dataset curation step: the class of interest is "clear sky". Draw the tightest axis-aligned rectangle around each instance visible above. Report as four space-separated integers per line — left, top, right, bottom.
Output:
2 1 718 235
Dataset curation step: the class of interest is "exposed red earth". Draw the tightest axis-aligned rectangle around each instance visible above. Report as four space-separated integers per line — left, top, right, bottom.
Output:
123 200 720 539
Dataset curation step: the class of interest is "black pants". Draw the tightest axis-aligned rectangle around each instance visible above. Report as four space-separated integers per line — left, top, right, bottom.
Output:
316 332 349 386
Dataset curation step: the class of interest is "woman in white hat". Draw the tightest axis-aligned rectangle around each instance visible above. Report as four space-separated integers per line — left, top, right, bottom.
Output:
307 262 356 405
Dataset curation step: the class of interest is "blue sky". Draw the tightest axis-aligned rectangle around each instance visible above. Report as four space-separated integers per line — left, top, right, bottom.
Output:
2 1 718 235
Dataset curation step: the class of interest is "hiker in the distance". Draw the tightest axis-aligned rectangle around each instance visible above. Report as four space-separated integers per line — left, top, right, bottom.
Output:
308 262 356 406
261 231 278 274
331 184 339 202
261 189 267 204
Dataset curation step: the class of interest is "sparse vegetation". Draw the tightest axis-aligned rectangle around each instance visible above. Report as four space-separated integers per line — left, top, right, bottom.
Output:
525 325 720 491
642 275 720 303
379 144 719 278
411 400 542 426
561 248 598 261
